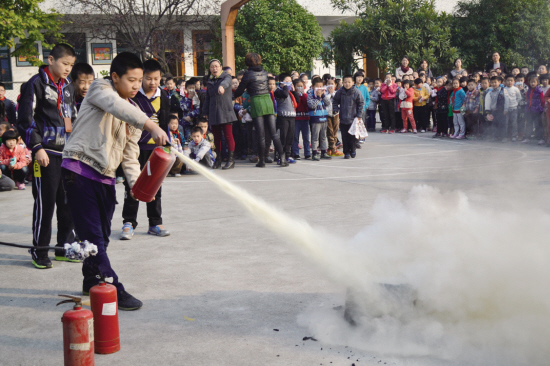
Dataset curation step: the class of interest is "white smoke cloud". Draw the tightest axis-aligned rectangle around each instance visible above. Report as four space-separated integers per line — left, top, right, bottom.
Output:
298 185 550 366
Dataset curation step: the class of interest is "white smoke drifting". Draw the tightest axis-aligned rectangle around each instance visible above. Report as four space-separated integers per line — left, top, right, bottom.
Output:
299 185 550 366
178 153 548 365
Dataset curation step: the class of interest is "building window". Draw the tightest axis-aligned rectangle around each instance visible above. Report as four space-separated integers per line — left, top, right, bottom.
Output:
0 47 13 89
116 33 135 55
192 31 213 77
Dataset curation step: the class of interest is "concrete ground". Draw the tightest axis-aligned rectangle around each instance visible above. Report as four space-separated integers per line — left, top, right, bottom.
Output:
1 132 549 366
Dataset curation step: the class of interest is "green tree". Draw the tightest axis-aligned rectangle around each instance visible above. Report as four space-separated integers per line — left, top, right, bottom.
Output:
0 0 64 65
232 0 324 74
452 0 550 69
324 0 458 75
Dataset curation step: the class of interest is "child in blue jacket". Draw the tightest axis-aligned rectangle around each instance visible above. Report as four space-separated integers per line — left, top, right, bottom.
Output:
307 77 332 161
450 78 467 139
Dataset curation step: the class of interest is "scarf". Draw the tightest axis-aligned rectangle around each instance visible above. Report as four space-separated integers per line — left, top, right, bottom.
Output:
43 66 65 118
400 65 410 73
170 129 183 144
0 97 5 101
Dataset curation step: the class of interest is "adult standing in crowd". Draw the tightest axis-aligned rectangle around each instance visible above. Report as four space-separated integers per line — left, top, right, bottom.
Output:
416 60 433 79
449 58 464 79
0 82 16 125
396 56 414 80
204 59 236 170
234 53 286 168
485 52 508 75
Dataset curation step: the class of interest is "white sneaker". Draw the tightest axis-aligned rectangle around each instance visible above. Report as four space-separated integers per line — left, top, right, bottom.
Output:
538 139 546 145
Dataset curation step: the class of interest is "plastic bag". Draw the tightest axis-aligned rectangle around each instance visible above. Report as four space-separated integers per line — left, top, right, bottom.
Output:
348 118 368 139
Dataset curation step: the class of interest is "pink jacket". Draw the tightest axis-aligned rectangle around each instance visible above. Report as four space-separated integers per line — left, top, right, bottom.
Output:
0 144 28 170
380 82 398 100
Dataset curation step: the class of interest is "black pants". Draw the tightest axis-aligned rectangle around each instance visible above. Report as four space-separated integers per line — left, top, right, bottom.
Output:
277 116 295 157
254 114 283 160
340 123 356 154
414 105 428 130
233 122 247 157
31 154 74 259
62 170 124 291
380 99 396 130
122 149 162 229
436 112 449 135
246 121 257 155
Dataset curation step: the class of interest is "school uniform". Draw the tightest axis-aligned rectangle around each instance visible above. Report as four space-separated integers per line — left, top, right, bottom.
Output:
122 87 171 229
17 65 76 260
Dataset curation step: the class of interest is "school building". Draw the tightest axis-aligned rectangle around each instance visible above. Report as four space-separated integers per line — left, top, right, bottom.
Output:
0 0 455 96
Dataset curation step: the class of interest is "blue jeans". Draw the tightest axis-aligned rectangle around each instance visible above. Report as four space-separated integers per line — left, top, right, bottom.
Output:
0 164 28 183
292 120 311 157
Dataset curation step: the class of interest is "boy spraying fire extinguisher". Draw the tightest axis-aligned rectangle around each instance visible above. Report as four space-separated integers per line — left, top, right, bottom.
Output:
61 52 168 310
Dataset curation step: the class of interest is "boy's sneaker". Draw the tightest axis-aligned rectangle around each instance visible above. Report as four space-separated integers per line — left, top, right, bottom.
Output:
55 255 81 263
174 173 181 177
148 225 170 237
116 177 125 184
118 290 143 311
312 154 320 161
120 222 134 240
16 182 26 190
413 129 418 134
304 155 312 160
456 135 466 140
265 156 274 163
249 156 259 163
330 150 344 157
420 129 426 133
521 138 530 143
286 157 296 164
388 130 395 134
381 129 388 133
399 129 407 133
320 153 332 160
32 257 52 269
359 139 365 143
350 152 356 158
344 154 350 159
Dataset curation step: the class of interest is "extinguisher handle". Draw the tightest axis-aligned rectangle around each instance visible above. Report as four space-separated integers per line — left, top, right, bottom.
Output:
57 294 83 307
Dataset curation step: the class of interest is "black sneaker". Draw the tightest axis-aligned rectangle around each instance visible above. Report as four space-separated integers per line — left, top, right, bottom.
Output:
304 155 312 160
355 143 362 149
32 257 52 269
264 156 274 164
293 155 301 160
350 152 356 158
344 154 350 159
118 290 143 311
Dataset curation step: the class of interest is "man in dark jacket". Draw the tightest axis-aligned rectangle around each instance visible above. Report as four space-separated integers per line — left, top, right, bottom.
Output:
0 82 16 125
485 52 508 75
17 44 77 269
332 75 365 159
121 59 171 240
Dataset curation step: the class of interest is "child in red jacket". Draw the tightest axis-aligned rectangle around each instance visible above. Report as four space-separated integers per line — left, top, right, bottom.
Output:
292 78 311 159
399 80 417 133
0 129 28 190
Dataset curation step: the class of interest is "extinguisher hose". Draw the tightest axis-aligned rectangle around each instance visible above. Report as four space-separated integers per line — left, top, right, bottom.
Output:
0 240 99 260
0 241 52 250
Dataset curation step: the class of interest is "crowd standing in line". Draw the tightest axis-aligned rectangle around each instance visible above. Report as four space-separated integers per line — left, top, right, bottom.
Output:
1 45 549 310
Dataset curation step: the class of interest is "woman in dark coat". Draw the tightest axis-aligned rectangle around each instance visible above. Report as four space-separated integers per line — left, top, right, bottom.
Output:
233 53 286 168
204 59 237 169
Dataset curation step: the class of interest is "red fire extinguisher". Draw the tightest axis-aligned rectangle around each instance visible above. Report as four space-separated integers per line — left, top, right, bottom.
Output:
89 280 120 354
57 295 95 366
131 146 175 202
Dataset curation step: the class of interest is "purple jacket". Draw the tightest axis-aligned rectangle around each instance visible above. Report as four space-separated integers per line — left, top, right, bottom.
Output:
526 86 544 113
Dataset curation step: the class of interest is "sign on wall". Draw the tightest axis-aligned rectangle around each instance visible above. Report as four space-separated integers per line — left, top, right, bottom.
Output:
92 43 112 65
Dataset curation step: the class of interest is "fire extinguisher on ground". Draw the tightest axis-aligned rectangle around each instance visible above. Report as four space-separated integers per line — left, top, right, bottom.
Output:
90 280 120 354
57 294 95 366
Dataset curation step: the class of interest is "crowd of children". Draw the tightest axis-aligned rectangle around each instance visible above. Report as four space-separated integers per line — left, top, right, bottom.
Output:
2 44 550 310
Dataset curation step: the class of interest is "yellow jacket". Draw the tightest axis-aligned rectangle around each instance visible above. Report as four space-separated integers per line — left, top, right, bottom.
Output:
413 87 429 107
